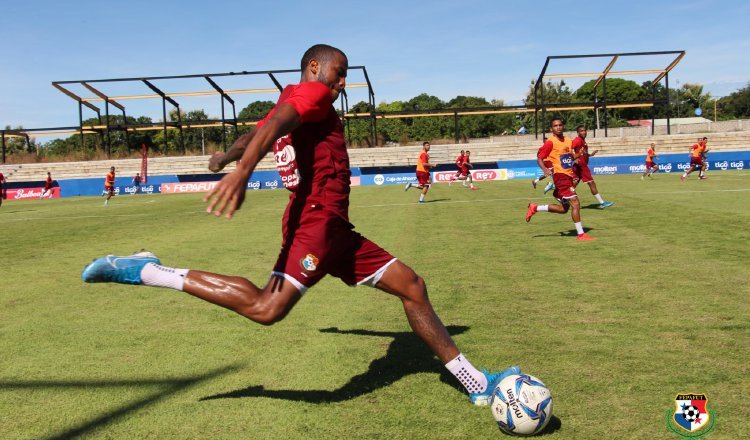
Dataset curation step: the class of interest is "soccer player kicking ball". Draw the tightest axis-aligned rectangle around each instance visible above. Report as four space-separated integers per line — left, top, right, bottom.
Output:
82 44 518 406
525 117 596 241
404 141 435 203
571 126 613 208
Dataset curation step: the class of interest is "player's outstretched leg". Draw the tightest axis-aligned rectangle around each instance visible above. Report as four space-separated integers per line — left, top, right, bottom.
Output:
375 260 520 406
83 251 303 325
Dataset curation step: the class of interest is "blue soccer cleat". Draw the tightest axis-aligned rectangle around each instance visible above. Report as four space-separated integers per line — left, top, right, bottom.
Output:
599 201 615 209
543 181 555 194
82 251 160 284
469 366 521 406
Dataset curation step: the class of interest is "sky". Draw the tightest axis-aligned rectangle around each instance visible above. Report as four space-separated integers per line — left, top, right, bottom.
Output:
1 0 748 134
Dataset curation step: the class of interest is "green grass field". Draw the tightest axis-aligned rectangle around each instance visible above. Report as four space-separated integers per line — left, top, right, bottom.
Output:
1 172 748 439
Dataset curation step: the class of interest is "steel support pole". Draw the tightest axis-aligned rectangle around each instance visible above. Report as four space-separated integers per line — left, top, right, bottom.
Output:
454 111 459 143
665 73 671 135
603 77 608 137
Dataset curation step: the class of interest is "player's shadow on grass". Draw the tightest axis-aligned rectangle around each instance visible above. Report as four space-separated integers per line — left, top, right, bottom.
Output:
0 364 239 440
581 203 605 210
532 227 594 238
421 198 450 203
200 326 470 403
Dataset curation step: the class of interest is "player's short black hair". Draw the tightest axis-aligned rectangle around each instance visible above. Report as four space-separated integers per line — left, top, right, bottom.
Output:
549 117 564 126
702 137 708 140
301 44 347 70
423 141 430 147
576 125 586 131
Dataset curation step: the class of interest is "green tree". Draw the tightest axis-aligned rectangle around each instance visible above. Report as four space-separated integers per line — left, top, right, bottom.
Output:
717 83 750 118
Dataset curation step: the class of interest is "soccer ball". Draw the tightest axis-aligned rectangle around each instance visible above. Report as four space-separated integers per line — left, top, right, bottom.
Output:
490 374 553 436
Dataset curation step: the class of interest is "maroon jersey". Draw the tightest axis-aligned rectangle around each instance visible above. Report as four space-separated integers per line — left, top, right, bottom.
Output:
572 137 589 166
45 176 53 190
455 154 465 168
258 82 351 222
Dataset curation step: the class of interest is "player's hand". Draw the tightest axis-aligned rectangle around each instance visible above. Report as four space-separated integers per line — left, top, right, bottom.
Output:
208 152 227 173
204 169 248 219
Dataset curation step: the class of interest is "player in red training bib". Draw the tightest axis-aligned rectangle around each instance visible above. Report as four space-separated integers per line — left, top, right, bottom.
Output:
449 150 477 190
82 44 519 406
571 126 613 208
525 117 596 241
681 137 709 181
641 143 659 179
40 172 55 199
404 142 435 203
103 166 116 205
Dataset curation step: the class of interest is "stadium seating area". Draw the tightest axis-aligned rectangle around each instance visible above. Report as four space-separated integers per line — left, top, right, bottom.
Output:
1 131 749 182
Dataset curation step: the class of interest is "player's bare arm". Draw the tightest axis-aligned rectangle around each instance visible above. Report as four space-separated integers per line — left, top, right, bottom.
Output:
205 103 301 218
537 157 552 176
208 128 258 172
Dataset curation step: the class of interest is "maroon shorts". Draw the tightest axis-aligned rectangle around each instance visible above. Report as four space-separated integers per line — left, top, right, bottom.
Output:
105 185 114 193
690 157 704 166
273 208 396 292
572 164 593 183
552 173 577 201
416 171 431 185
646 161 656 168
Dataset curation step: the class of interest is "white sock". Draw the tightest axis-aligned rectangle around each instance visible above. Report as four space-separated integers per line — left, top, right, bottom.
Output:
140 263 189 290
533 177 540 184
575 222 584 235
538 205 549 212
419 194 425 202
445 353 487 394
594 193 604 204
470 183 475 188
682 173 688 178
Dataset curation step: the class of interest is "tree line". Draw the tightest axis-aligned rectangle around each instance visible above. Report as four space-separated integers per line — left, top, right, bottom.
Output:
3 80 749 158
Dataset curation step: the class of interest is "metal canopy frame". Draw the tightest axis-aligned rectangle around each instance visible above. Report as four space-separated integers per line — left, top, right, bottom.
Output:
47 67 375 155
533 50 685 138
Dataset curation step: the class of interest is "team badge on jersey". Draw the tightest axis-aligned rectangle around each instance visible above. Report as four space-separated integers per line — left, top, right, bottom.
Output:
666 393 714 438
300 253 319 273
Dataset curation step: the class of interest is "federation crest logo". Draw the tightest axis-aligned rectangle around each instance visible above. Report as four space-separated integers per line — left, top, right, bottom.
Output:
300 254 319 272
666 393 715 438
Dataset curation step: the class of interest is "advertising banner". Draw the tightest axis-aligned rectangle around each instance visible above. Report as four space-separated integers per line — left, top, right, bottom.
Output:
5 187 60 200
432 169 508 182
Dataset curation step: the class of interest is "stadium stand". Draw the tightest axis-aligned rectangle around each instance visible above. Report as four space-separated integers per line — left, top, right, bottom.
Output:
1 131 749 182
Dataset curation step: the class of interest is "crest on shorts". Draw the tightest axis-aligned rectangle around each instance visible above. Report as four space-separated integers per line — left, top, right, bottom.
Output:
666 393 714 438
300 253 319 272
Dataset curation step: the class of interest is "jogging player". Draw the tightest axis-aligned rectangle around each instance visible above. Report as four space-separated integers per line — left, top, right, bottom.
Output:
525 117 596 241
40 172 54 199
449 150 477 190
82 44 519 406
104 166 116 205
642 143 659 179
681 137 709 181
571 126 613 208
404 142 435 203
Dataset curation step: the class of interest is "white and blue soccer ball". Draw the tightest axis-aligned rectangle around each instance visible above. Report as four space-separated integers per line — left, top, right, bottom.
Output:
490 374 553 436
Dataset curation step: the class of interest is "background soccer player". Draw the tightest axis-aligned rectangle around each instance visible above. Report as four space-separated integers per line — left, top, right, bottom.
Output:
132 172 142 194
681 137 708 181
0 172 5 207
104 166 116 205
450 149 477 189
525 118 595 241
571 126 613 208
642 143 659 179
40 172 54 199
404 141 435 203
450 150 465 182
83 44 519 407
